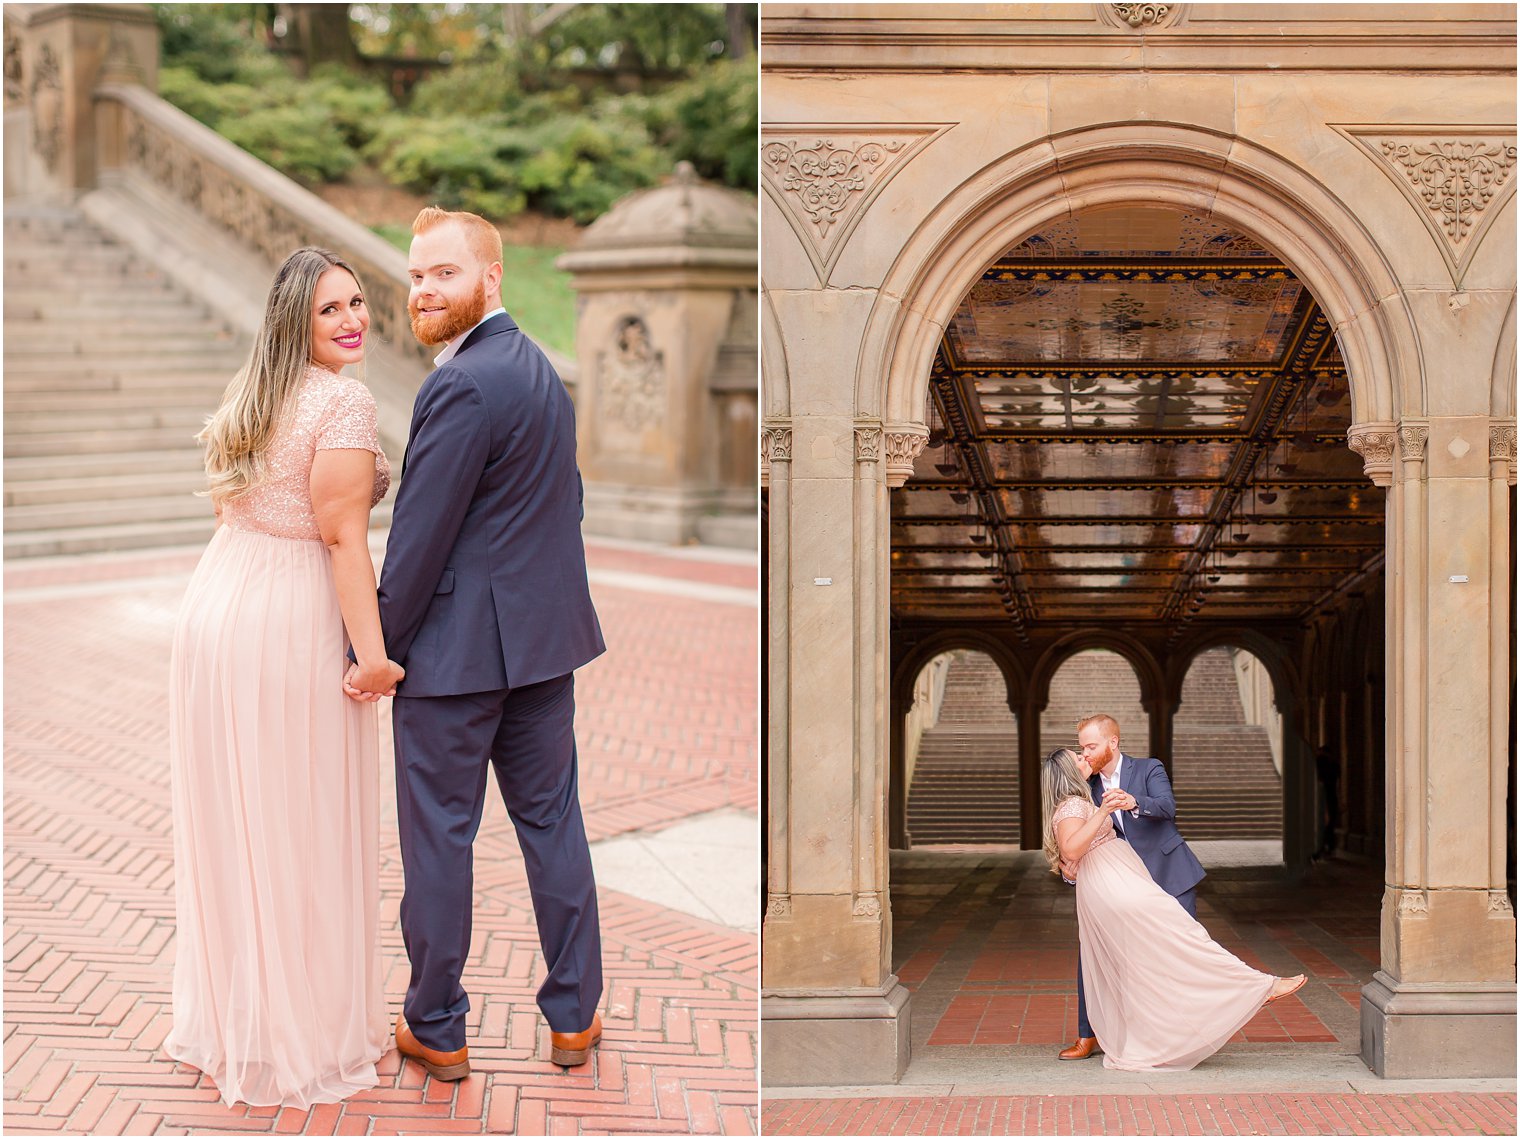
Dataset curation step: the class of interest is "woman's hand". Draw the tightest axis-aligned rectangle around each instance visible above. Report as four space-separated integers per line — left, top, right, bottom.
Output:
343 659 404 702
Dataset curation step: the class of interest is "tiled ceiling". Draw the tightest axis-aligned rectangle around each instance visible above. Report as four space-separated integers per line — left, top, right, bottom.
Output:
891 207 1384 636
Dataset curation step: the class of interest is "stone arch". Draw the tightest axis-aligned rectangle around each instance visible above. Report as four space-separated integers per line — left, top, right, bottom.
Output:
1163 628 1300 716
1030 630 1163 718
1494 293 1516 419
891 629 1026 710
761 286 790 420
858 122 1418 432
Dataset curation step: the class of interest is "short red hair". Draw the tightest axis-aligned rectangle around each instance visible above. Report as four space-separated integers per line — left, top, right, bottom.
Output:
412 206 503 268
1077 714 1121 740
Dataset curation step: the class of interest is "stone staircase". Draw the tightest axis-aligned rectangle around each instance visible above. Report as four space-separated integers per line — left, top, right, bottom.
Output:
1040 650 1150 759
906 652 1020 845
4 203 391 559
1171 648 1283 839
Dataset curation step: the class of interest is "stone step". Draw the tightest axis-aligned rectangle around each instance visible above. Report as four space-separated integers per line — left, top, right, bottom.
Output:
4 493 212 531
5 448 210 479
3 517 218 560
5 388 222 413
4 426 204 456
4 329 239 354
5 370 236 394
6 407 211 434
4 469 209 507
4 295 207 320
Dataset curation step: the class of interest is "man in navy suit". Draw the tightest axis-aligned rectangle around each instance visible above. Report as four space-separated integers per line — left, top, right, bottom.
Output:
1057 713 1206 1060
347 207 607 1080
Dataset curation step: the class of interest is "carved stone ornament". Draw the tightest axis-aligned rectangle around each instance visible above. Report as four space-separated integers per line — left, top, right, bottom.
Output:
761 126 947 283
1398 424 1429 463
1489 891 1514 917
884 426 930 488
1112 3 1171 27
854 426 883 463
4 22 22 105
1490 425 1517 462
766 894 792 919
1346 425 1396 487
28 42 61 173
852 894 882 918
1397 890 1429 917
598 316 666 432
1335 126 1518 285
764 426 793 464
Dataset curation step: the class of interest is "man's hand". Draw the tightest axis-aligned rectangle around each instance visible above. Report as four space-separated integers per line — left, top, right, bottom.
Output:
343 659 404 702
1059 857 1080 884
1102 787 1137 813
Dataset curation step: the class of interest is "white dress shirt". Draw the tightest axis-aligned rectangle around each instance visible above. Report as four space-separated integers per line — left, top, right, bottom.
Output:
433 306 507 368
1100 755 1137 832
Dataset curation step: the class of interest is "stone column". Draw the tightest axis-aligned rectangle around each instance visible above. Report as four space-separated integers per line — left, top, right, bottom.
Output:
1018 691 1046 850
1352 418 1517 1077
760 415 925 1088
1143 693 1176 775
557 163 756 546
6 3 158 196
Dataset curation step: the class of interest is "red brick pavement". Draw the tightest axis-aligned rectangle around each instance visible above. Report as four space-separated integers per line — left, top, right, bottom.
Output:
762 1093 1519 1135
4 541 758 1135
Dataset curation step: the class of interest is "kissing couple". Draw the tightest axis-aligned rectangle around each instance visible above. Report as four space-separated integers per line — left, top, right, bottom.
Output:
166 208 606 1107
1041 713 1306 1072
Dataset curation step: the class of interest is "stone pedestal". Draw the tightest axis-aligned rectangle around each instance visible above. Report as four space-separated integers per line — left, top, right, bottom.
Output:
558 163 756 547
1362 972 1516 1078
761 981 911 1088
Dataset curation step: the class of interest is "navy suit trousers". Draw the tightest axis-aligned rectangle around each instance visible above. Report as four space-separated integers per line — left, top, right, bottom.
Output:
1075 882 1197 1039
392 673 602 1050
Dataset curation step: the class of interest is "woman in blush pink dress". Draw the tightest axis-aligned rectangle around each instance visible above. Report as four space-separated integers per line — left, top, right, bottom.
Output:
166 247 405 1108
1041 748 1306 1072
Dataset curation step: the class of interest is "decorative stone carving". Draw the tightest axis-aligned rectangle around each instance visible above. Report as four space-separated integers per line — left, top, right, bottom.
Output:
1347 424 1396 487
854 426 883 463
1398 890 1429 916
1489 891 1514 917
883 426 930 488
4 22 23 105
598 315 666 432
762 425 793 489
28 42 61 173
1398 424 1429 463
1490 425 1517 462
1335 126 1518 284
1113 3 1170 27
767 894 793 919
852 894 882 918
761 126 947 282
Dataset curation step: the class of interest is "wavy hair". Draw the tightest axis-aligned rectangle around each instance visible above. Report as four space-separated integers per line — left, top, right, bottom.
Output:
1040 747 1092 874
198 247 361 505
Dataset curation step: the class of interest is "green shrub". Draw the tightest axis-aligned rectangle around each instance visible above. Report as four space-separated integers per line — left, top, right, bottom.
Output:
220 103 358 185
517 115 665 223
304 67 393 149
641 61 757 190
156 65 263 128
369 117 527 217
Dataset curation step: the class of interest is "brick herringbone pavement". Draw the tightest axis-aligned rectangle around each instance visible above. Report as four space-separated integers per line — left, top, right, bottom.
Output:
4 541 758 1135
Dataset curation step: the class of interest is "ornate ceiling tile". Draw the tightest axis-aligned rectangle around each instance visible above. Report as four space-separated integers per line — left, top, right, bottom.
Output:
1334 125 1517 286
761 125 948 283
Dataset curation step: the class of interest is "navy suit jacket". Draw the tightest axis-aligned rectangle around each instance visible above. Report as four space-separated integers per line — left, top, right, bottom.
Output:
377 311 606 696
1089 753 1205 899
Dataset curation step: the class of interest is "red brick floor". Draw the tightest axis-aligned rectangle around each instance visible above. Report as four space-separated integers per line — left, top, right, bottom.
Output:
4 540 758 1135
763 849 1515 1135
763 1092 1519 1135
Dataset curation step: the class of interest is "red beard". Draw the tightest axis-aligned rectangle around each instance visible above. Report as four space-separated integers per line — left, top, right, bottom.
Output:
409 280 488 346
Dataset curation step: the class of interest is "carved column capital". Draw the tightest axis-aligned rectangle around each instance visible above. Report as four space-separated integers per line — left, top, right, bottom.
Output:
766 894 792 920
882 424 929 488
1347 422 1397 487
1490 423 1517 485
854 424 883 464
1398 422 1430 463
852 893 882 919
761 423 793 490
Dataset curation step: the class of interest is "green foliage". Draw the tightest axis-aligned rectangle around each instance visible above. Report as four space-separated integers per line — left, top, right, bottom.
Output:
639 61 757 190
539 3 731 73
368 116 527 217
221 103 359 185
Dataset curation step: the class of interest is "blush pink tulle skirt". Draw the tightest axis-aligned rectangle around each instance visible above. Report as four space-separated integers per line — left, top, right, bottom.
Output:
1077 836 1275 1071
166 526 387 1107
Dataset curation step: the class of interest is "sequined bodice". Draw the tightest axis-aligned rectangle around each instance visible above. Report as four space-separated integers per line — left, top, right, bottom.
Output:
1052 796 1118 857
222 366 391 541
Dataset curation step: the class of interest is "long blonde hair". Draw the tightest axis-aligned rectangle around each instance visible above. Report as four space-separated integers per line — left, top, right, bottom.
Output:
198 247 361 505
1040 747 1092 873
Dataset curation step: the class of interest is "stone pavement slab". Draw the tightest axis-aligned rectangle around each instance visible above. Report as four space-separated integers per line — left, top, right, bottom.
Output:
4 537 759 1135
590 809 760 934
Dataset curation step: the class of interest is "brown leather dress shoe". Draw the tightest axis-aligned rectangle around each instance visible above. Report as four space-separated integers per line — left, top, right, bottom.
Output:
1058 1036 1102 1060
548 1012 603 1067
395 1013 470 1080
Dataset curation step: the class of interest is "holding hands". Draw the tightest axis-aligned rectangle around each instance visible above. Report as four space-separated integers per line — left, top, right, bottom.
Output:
343 658 405 702
1101 787 1137 813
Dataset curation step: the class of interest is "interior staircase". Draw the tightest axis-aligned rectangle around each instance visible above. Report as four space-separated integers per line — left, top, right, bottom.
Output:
905 647 1281 846
906 652 1020 845
4 202 390 560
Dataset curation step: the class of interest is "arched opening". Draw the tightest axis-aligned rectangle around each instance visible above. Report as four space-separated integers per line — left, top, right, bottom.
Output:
880 183 1392 1073
903 649 1021 847
1173 645 1283 853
